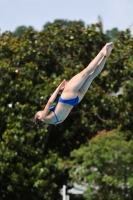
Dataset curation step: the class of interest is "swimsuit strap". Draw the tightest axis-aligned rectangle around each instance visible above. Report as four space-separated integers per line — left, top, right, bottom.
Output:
50 106 63 124
53 110 59 124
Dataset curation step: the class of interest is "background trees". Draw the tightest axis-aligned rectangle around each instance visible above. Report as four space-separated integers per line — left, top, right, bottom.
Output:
0 21 133 200
42 19 85 31
69 130 133 200
12 26 36 38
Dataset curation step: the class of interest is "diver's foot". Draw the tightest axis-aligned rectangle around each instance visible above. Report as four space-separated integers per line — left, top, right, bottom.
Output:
101 42 114 57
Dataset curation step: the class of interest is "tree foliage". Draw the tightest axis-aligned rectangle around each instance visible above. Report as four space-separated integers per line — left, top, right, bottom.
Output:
0 21 133 200
69 130 133 200
43 19 85 31
12 26 36 38
106 28 119 42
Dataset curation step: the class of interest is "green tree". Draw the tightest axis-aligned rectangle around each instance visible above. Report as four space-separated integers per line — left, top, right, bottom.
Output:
0 22 133 200
12 26 36 38
69 130 133 200
43 19 85 31
0 23 105 200
106 28 119 42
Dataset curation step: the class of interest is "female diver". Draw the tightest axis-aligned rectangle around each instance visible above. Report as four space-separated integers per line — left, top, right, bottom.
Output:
34 42 114 128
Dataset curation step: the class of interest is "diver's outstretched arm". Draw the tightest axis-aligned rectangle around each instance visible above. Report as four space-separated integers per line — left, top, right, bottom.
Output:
41 79 67 119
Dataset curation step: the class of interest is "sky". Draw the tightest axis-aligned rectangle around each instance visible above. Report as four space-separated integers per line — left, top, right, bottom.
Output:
0 0 133 34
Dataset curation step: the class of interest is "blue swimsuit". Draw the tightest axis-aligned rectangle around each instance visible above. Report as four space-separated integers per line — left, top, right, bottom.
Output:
50 96 79 124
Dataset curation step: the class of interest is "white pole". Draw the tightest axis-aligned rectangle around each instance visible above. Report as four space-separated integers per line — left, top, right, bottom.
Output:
66 195 70 200
63 185 66 200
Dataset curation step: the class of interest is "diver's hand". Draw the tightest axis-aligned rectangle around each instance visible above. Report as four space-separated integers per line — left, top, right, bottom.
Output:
58 79 67 91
